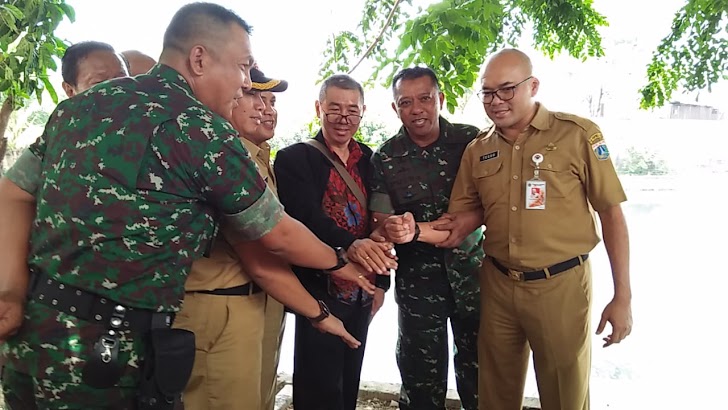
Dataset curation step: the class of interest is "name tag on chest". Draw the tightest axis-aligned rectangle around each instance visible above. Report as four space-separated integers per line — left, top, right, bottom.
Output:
479 151 499 162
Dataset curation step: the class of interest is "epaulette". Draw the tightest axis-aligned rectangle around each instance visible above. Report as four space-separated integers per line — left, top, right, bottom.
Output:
475 126 496 141
552 112 596 132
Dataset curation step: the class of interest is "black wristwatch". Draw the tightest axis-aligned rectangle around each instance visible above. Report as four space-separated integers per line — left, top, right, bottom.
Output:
323 246 349 272
410 223 421 243
308 300 331 323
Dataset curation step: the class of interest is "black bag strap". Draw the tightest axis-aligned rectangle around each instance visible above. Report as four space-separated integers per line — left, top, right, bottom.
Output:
305 139 367 208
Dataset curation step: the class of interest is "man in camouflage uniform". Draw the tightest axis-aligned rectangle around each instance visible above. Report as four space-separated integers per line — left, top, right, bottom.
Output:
0 3 373 409
369 67 482 410
60 40 129 98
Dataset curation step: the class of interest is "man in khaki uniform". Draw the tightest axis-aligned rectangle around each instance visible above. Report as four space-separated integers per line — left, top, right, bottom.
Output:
242 68 290 410
444 49 633 410
174 68 288 410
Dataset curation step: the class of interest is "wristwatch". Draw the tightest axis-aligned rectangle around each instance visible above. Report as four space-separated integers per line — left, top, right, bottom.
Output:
308 300 331 323
410 223 421 243
323 246 349 272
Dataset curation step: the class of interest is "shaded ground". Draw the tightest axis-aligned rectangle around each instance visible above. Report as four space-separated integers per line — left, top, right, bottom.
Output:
285 397 397 409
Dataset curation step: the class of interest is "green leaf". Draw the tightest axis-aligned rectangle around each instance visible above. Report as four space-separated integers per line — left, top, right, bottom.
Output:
59 2 75 22
40 75 57 104
2 4 25 20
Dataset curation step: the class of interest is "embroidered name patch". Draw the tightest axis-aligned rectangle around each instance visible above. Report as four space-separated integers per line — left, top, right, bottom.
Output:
479 151 499 162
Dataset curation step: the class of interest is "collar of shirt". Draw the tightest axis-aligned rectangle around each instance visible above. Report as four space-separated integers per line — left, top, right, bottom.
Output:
389 116 457 157
323 137 364 169
240 137 276 187
493 102 551 142
148 63 197 100
240 137 272 163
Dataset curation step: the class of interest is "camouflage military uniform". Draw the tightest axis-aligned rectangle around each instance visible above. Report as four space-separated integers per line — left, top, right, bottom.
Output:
0 64 283 409
369 117 483 410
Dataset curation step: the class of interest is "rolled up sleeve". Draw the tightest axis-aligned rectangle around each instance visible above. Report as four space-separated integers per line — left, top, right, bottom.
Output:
222 187 283 243
368 150 395 214
5 147 43 195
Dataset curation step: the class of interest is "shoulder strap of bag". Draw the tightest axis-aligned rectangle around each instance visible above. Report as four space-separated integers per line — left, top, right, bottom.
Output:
305 139 367 208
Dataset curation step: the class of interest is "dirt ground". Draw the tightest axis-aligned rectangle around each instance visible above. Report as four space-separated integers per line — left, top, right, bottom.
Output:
285 398 398 409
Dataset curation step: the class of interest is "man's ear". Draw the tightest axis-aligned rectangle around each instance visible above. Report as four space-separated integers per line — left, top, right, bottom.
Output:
62 82 75 98
188 45 207 76
530 77 540 97
438 92 445 109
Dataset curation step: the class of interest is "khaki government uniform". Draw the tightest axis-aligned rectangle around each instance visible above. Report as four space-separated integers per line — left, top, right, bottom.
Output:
174 138 282 410
449 104 627 410
245 140 288 410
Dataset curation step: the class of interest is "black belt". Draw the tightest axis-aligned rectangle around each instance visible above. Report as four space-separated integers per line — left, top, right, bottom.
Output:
491 254 589 281
189 282 263 296
28 272 173 333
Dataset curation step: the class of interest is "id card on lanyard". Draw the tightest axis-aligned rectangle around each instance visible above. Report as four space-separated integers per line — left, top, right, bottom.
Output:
526 153 546 210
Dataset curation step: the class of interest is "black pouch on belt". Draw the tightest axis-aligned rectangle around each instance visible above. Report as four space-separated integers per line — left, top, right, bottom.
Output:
137 325 195 410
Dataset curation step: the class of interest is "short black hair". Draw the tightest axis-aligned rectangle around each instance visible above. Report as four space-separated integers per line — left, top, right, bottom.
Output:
163 2 252 53
318 74 365 103
391 66 441 96
61 41 116 86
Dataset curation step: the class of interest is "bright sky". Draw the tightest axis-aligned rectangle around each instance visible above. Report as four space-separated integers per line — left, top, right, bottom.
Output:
37 0 728 142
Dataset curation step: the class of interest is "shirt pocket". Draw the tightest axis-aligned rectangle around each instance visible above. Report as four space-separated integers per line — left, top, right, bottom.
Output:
386 158 431 211
538 159 579 198
391 180 430 210
474 160 506 205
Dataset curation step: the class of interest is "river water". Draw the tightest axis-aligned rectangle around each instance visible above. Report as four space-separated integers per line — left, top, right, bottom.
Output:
278 172 728 409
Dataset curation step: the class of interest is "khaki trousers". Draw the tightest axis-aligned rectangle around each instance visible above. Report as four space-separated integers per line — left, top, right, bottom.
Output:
478 258 592 410
260 295 286 410
173 291 266 410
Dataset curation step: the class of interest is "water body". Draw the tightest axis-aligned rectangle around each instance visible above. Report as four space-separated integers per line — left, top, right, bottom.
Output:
278 173 728 409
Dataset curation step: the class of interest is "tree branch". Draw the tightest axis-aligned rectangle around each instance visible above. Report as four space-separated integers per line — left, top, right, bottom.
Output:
348 0 404 75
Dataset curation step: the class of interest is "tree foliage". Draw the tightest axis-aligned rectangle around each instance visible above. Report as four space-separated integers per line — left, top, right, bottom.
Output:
321 0 727 112
0 0 74 166
615 147 669 176
639 0 728 108
320 0 607 113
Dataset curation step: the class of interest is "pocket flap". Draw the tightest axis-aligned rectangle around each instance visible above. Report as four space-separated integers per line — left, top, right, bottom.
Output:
475 162 503 178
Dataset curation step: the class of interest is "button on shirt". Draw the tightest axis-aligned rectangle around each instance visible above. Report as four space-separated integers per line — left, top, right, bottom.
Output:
448 104 627 269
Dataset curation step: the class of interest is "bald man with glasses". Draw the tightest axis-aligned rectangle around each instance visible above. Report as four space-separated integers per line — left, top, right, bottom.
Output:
440 48 633 410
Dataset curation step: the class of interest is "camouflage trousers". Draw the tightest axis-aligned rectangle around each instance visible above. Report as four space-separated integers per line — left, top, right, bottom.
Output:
394 262 480 410
1 367 138 409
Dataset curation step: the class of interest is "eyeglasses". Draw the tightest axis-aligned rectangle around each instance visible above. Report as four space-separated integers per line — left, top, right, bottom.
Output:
477 76 533 104
322 111 363 125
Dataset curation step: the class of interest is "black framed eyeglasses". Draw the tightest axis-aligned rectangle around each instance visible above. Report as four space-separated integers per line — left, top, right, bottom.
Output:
477 76 533 104
322 111 363 125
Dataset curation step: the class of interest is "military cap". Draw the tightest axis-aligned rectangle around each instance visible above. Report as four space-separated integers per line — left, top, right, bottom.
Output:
251 67 288 92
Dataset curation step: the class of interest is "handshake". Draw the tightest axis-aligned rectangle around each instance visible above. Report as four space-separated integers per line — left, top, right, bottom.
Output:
370 211 481 249
333 209 482 295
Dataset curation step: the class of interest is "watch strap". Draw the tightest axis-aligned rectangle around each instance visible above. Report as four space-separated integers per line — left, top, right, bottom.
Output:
411 223 421 243
308 300 330 323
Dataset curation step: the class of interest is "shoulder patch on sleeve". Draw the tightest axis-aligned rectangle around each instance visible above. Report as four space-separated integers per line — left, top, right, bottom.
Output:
589 132 610 160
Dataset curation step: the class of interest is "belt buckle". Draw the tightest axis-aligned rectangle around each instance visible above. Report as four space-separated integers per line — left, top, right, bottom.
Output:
507 269 524 281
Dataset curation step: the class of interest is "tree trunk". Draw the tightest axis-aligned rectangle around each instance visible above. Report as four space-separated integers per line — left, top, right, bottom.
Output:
0 95 15 171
